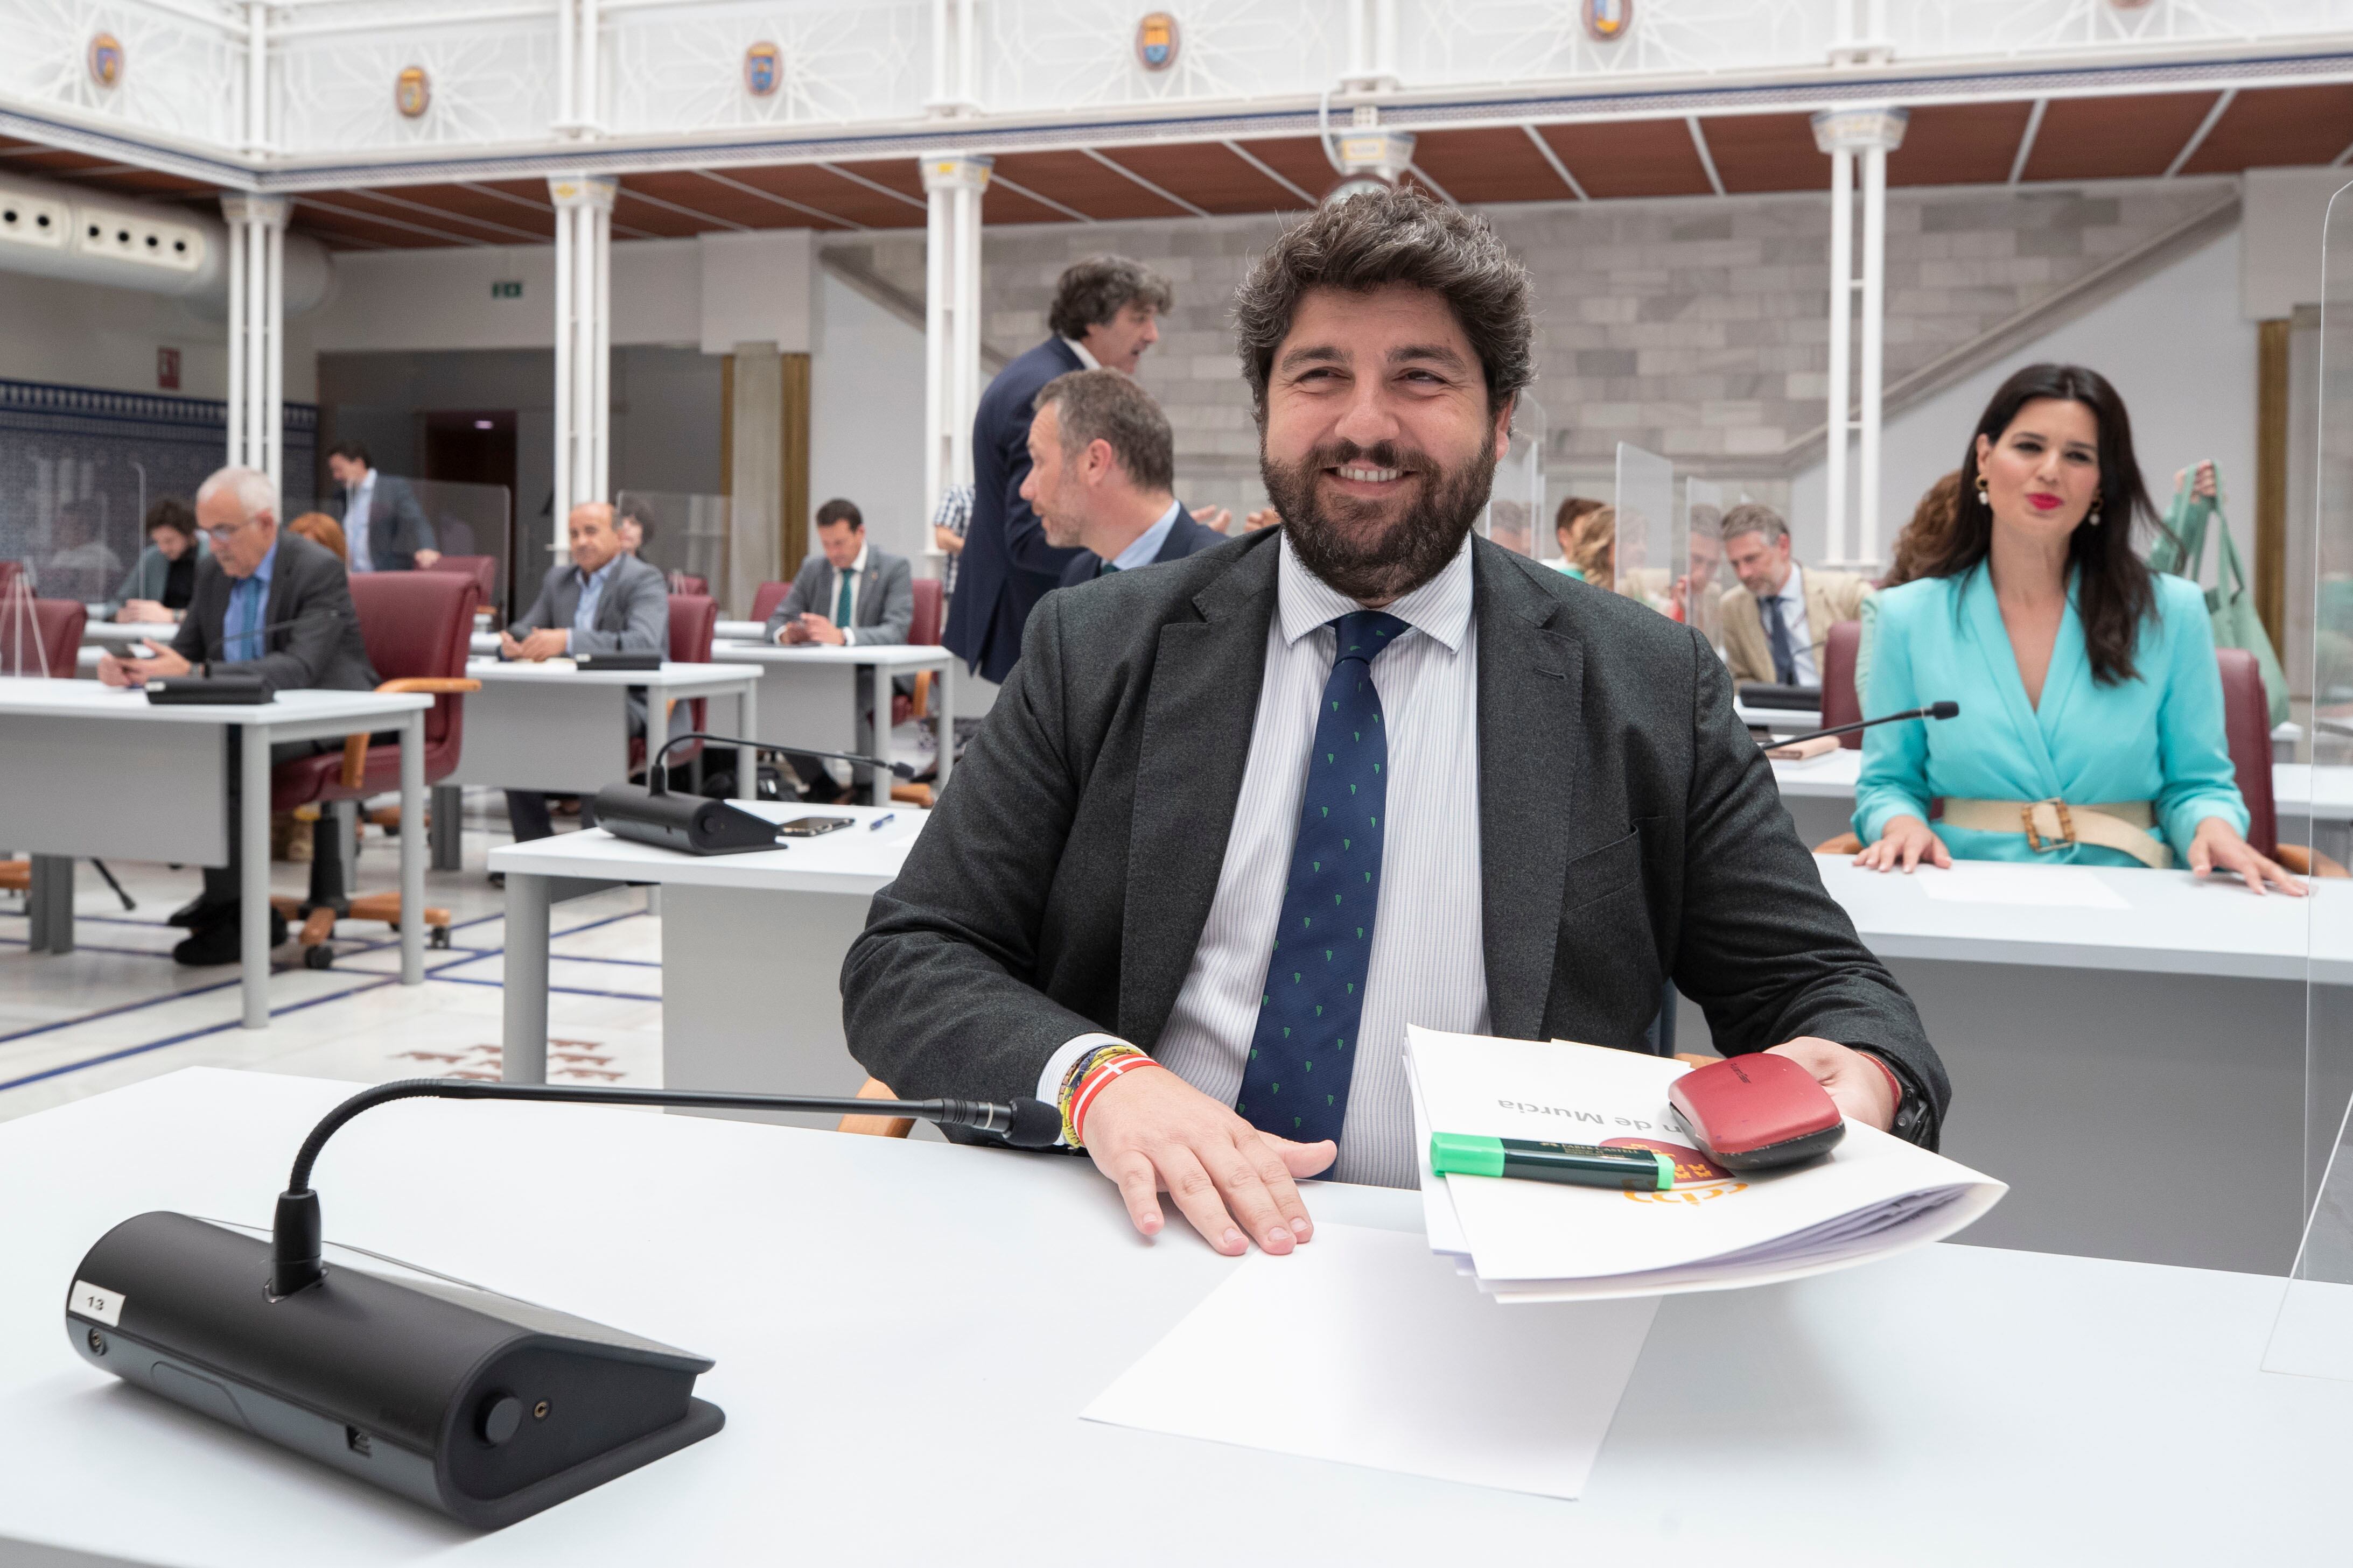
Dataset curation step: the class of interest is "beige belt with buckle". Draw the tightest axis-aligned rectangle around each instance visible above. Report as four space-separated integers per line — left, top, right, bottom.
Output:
1937 797 2170 870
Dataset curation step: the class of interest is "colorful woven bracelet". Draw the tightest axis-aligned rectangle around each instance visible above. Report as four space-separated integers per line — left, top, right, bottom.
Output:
1067 1051 1165 1148
1058 1042 1146 1146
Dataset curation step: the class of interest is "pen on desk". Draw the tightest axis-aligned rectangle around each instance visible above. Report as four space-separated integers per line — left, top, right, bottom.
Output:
869 812 896 832
1428 1133 1674 1192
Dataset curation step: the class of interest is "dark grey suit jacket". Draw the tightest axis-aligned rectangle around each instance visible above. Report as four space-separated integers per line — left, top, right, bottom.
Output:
843 530 1948 1143
331 474 435 572
762 546 915 645
509 552 668 656
1055 505 1225 588
170 530 378 692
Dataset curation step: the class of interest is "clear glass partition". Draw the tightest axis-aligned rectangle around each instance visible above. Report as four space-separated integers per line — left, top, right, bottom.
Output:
2267 177 2353 1380
282 477 514 621
617 490 754 615
1480 395 1546 559
1612 441 1684 620
1683 477 1730 649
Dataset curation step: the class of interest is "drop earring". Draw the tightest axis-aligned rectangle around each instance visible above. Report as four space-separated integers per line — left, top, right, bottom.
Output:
2086 500 2103 528
1974 473 1991 508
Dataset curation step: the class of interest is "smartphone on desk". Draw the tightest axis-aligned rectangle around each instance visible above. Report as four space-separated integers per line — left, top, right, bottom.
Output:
777 815 855 838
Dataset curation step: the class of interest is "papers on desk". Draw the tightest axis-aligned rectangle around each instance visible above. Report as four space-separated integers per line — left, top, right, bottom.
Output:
1081 1224 1656 1499
1408 1028 2005 1302
1909 863 2132 909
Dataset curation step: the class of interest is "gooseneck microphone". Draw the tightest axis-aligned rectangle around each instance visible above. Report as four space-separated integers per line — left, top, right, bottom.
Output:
67 1077 1061 1529
1759 700 1958 751
592 730 919 855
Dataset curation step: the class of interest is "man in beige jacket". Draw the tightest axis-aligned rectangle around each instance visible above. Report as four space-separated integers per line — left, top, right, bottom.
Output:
1717 502 1872 687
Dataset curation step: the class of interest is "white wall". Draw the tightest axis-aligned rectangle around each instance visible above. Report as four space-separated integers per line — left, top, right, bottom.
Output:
0 267 320 400
1790 226 2258 570
808 264 926 577
2243 166 2353 321
305 238 702 354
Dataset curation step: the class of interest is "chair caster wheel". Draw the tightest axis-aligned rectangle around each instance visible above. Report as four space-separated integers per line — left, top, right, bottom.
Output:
302 945 334 971
429 927 451 950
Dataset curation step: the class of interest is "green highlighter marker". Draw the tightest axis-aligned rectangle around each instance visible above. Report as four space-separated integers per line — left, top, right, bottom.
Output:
1430 1132 1675 1192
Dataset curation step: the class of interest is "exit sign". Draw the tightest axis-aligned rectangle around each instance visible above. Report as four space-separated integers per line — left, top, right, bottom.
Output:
491 280 523 299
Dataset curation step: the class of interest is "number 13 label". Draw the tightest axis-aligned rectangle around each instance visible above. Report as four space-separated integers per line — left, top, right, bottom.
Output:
71 1281 124 1326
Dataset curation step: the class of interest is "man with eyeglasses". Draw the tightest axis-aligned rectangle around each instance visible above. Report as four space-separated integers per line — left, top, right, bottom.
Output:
98 465 378 965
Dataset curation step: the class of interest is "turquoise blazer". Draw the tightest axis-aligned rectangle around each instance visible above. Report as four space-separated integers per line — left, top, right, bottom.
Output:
1854 565 2247 866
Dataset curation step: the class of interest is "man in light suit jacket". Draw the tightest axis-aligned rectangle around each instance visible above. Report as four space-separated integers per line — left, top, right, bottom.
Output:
942 254 1174 684
1717 502 1873 688
501 501 669 844
761 498 914 647
844 187 1944 1261
1028 369 1229 588
97 465 380 964
326 441 438 573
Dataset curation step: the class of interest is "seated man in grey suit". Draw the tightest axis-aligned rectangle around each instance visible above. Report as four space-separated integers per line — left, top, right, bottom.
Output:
1030 369 1228 587
501 501 669 844
326 440 439 573
97 465 380 966
763 498 915 802
844 187 1946 1259
761 498 914 647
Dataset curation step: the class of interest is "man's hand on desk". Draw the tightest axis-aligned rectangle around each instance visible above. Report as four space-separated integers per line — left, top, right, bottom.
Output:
795 613 847 646
96 645 191 687
1766 1037 1895 1132
1081 1067 1333 1257
501 628 570 662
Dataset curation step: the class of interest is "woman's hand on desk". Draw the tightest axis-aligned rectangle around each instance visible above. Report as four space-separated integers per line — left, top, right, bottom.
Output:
2189 817 2305 897
1081 1067 1332 1257
1765 1037 1897 1132
1854 815 1951 874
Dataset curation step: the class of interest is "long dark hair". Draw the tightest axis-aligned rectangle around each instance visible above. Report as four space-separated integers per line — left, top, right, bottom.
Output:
1918 363 2158 685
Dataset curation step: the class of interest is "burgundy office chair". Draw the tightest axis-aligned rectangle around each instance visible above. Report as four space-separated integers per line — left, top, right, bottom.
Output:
1820 618 1864 748
0 597 92 898
631 593 717 775
750 580 792 624
2218 646 2343 876
0 595 85 679
422 553 499 612
668 572 710 596
267 572 480 965
888 577 946 728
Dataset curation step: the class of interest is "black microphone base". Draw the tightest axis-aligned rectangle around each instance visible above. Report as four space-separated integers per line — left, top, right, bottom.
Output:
68 1213 724 1529
591 783 780 855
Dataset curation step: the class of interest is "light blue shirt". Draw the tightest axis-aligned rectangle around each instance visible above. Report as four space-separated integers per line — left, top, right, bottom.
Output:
1855 564 2247 865
570 556 618 650
343 471 376 573
222 536 280 664
1107 499 1183 574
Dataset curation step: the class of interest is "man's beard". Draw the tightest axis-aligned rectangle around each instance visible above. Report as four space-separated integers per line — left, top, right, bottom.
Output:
1260 436 1496 604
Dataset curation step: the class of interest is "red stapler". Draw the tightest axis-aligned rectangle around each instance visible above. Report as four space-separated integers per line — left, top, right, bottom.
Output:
1668 1053 1844 1171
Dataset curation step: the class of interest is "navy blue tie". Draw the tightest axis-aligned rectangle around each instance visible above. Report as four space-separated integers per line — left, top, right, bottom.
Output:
1236 610 1410 1147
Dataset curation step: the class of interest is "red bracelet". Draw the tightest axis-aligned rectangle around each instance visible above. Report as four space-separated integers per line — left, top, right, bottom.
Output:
1859 1051 1904 1115
1069 1053 1164 1145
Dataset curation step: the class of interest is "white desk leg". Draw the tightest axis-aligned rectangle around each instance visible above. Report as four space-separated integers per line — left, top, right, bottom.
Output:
869 662 892 806
400 709 424 985
934 656 955 793
736 679 758 803
241 723 270 1029
502 871 550 1083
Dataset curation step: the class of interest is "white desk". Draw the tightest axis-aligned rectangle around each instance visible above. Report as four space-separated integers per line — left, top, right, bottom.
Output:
0 679 431 1027
445 659 759 800
707 642 956 805
487 801 922 1101
0 1067 2343 1565
712 619 768 643
1734 701 1820 733
81 620 180 648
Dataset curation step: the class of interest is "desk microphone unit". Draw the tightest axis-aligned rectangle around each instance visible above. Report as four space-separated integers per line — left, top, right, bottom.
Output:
65 1078 1060 1529
1757 700 1958 750
591 730 916 855
574 651 664 671
144 674 272 705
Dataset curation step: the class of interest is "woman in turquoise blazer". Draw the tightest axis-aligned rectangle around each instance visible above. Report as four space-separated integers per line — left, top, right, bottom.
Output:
1854 363 2300 895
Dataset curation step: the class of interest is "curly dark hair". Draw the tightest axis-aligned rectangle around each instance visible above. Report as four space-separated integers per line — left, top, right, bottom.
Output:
1232 185 1535 419
1918 363 2158 686
1047 255 1175 341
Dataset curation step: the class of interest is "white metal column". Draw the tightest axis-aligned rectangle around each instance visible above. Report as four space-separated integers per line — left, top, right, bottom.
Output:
920 155 992 525
548 174 615 557
1811 106 1907 570
218 195 290 489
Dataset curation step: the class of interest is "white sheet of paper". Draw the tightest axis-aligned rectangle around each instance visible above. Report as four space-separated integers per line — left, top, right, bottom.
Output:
1080 1223 1657 1500
1912 863 2131 909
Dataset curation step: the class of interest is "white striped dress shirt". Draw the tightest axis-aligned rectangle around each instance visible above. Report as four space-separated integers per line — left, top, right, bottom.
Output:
1039 531 1490 1188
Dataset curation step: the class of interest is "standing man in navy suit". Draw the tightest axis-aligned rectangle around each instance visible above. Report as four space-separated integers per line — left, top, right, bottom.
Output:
1026 370 1227 587
942 255 1173 683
